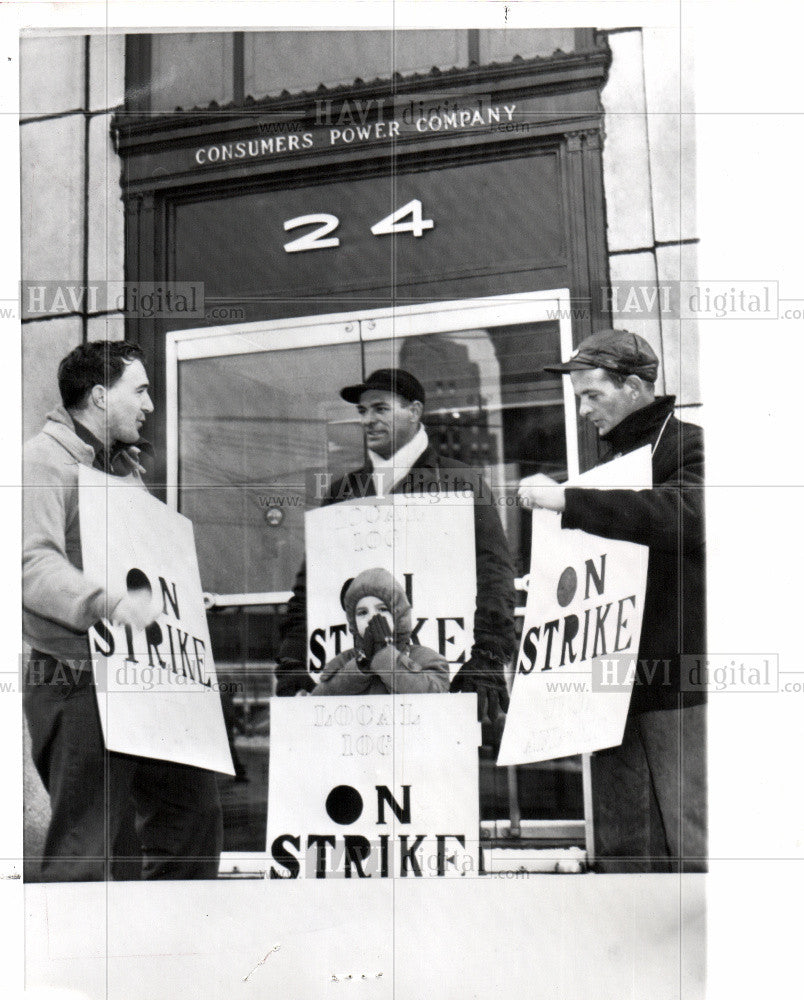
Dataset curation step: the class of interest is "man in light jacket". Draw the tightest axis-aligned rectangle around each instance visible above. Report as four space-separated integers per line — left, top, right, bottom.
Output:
23 340 222 881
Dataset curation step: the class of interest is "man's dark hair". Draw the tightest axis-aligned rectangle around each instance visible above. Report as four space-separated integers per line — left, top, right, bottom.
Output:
58 340 145 410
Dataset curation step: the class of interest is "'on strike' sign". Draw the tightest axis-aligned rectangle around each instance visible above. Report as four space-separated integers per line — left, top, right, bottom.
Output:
79 465 234 775
305 494 476 676
498 448 651 766
267 693 480 878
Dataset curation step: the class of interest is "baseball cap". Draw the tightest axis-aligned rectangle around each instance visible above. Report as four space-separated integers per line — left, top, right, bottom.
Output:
340 368 426 405
543 329 659 383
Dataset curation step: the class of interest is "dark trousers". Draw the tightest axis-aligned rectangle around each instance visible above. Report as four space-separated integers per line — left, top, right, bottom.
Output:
24 652 223 882
591 703 707 873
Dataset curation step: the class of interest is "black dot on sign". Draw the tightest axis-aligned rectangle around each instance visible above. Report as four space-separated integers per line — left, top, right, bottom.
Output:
126 567 152 594
556 566 578 607
325 785 363 825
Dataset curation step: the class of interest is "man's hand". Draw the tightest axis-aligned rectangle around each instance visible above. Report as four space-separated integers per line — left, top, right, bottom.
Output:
274 659 316 697
450 651 510 723
112 592 157 631
518 473 566 512
361 614 394 663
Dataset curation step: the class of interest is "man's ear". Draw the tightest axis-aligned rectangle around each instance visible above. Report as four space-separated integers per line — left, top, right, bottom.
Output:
624 375 643 399
408 399 424 422
88 384 106 410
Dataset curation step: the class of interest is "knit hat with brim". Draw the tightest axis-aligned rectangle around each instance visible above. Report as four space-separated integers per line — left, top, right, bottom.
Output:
344 567 412 642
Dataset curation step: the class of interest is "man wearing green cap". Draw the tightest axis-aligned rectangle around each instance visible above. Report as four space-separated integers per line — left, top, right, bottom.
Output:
519 329 706 873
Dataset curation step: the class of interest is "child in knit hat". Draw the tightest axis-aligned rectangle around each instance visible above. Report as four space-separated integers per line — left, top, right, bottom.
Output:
314 567 450 696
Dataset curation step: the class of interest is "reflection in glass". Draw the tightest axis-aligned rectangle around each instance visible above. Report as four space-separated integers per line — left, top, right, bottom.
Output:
365 319 567 574
178 343 363 595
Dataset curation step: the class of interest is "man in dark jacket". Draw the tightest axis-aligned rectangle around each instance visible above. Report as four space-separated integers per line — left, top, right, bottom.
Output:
519 330 706 872
276 368 517 721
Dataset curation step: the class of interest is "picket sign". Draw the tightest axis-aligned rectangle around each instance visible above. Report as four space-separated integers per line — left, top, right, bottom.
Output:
305 494 476 676
498 447 652 766
267 693 480 879
79 464 234 774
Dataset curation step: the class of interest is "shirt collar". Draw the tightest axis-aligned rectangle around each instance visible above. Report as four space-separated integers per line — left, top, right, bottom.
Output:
71 419 105 459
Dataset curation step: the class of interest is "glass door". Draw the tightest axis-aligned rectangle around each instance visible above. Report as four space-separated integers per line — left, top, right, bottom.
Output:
359 294 583 849
167 290 585 864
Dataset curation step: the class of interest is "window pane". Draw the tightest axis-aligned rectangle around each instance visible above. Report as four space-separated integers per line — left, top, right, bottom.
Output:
177 342 364 596
150 32 234 112
244 30 469 100
478 28 577 63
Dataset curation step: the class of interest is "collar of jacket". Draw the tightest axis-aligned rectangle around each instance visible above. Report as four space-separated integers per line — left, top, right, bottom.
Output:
601 395 676 456
72 417 106 459
41 406 96 464
356 443 442 478
41 406 153 472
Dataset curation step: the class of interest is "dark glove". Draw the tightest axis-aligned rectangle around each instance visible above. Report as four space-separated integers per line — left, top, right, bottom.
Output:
450 651 510 722
274 659 316 697
361 614 394 662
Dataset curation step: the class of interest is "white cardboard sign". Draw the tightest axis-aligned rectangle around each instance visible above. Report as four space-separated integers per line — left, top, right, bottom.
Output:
267 693 480 878
305 494 476 675
79 464 234 774
498 448 652 766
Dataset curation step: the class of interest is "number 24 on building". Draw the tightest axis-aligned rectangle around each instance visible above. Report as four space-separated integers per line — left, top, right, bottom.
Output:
283 199 434 253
